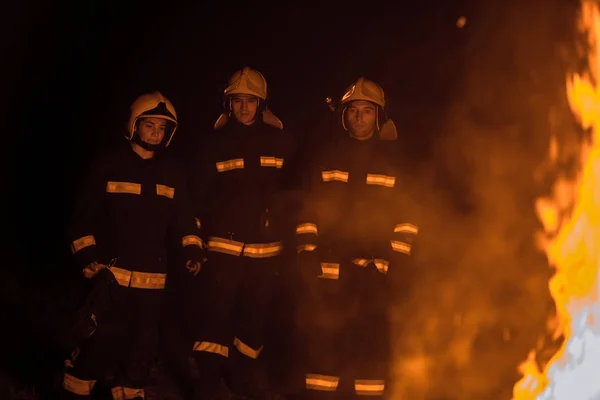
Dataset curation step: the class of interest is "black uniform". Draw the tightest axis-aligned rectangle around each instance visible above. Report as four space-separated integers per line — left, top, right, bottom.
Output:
295 132 419 399
63 142 203 399
185 118 295 396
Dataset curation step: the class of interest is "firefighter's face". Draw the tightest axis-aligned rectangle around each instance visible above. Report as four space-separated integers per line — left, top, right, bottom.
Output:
137 117 166 145
230 94 259 125
345 100 377 139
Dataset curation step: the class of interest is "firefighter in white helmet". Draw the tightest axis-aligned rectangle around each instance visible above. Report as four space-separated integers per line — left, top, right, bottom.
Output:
181 67 294 399
294 78 419 399
61 91 203 399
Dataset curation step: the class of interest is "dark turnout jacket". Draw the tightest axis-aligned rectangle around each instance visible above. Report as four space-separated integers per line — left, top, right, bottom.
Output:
186 119 295 244
295 131 419 276
68 141 203 275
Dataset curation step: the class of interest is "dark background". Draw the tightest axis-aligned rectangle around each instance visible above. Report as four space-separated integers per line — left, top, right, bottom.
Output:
1 0 583 398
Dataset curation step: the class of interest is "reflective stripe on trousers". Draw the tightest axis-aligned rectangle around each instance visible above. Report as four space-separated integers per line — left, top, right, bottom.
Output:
63 373 96 396
111 386 145 399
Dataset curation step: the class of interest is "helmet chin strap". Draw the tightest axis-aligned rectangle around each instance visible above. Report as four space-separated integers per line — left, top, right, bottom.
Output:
132 133 163 152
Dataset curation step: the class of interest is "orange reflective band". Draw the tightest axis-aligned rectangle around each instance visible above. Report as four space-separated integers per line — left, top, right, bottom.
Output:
109 266 166 289
207 237 244 256
216 158 244 172
71 235 96 254
394 223 418 234
354 379 385 396
366 174 395 188
111 386 145 400
182 235 203 248
321 170 349 183
106 181 141 195
193 341 229 357
260 156 284 168
391 240 412 255
63 373 96 396
297 244 317 253
296 223 318 235
195 218 201 229
243 242 282 258
353 258 389 274
319 263 340 280
156 184 174 199
233 337 263 359
305 374 340 391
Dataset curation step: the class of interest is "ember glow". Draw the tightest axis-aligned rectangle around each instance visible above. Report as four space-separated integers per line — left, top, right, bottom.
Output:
512 1 600 399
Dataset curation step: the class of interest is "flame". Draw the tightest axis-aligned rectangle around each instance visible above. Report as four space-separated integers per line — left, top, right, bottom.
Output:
512 1 600 399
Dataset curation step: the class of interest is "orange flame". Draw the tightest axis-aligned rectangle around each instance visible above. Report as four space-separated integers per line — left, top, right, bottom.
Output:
512 1 600 399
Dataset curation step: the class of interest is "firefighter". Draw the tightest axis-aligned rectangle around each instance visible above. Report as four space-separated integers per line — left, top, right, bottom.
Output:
184 66 295 399
294 78 419 399
62 91 204 399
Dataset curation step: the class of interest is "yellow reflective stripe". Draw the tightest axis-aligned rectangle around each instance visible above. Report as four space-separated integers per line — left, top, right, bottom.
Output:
195 218 201 229
182 235 203 248
394 223 418 234
296 223 318 235
353 258 389 274
297 244 317 253
193 341 229 357
321 170 349 182
305 374 340 391
63 373 96 395
71 235 96 254
216 158 244 172
366 174 395 188
260 156 284 168
374 259 389 274
207 237 244 256
156 184 174 199
391 240 411 255
111 386 145 400
108 266 166 289
106 181 141 195
233 337 263 359
354 379 385 396
319 263 339 280
243 242 282 258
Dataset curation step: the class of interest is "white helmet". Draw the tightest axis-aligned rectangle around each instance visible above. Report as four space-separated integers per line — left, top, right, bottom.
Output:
224 67 268 100
340 77 385 107
340 78 397 140
214 67 283 130
127 91 178 147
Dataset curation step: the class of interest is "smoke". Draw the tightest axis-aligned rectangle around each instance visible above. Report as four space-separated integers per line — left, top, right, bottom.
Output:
387 1 582 398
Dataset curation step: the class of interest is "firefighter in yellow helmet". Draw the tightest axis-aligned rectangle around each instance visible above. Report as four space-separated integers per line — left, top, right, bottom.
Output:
181 67 294 399
294 78 418 399
61 91 203 399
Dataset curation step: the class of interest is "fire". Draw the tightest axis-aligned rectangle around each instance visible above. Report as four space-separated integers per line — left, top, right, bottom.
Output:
512 1 600 399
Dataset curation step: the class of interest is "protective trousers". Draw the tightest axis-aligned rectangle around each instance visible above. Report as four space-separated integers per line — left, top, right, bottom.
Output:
61 286 163 399
187 239 280 398
297 259 390 400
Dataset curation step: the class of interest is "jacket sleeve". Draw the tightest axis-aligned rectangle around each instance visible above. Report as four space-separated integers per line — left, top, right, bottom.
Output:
184 133 217 242
170 162 204 263
295 149 322 276
67 154 107 268
387 185 420 284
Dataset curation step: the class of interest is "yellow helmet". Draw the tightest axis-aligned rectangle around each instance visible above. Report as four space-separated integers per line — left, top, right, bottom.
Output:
224 67 268 100
127 91 178 147
340 77 385 108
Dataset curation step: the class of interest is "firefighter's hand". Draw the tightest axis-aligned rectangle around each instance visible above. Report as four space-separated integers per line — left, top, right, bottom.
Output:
185 259 202 276
82 261 106 279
